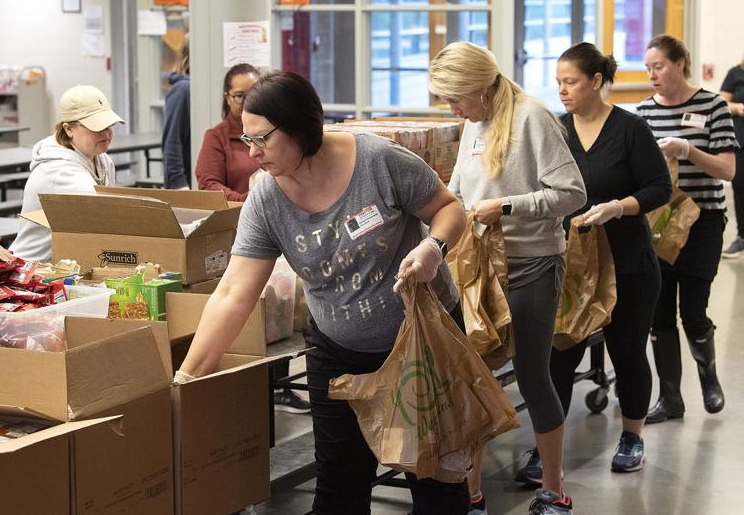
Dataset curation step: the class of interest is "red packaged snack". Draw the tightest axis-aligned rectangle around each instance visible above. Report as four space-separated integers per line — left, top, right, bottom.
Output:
46 281 68 305
0 302 23 312
0 285 15 301
7 260 39 286
6 288 49 303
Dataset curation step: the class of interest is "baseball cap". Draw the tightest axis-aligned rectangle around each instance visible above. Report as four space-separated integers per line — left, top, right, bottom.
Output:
58 85 124 131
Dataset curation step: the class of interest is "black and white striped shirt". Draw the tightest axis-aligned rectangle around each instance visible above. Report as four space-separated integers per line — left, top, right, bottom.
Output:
637 89 738 211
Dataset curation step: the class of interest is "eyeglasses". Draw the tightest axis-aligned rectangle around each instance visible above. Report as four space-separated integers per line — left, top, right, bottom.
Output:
227 91 251 101
239 126 278 149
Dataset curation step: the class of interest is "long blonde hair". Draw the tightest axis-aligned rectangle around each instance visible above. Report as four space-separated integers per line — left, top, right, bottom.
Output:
429 41 523 178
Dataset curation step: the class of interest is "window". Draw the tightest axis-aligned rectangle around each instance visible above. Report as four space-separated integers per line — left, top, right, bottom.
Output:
516 0 596 111
272 0 495 117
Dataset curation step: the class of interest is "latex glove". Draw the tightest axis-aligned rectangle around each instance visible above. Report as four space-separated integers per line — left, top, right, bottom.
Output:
173 369 196 385
658 137 690 160
581 200 623 226
393 237 443 293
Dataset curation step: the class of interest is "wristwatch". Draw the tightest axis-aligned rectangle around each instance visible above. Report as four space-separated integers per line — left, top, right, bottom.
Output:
430 236 448 259
501 199 512 216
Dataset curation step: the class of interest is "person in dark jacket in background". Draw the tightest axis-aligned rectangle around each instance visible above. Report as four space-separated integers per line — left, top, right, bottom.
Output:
162 35 191 189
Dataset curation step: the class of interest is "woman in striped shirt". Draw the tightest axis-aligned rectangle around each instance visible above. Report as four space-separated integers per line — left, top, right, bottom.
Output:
637 34 737 423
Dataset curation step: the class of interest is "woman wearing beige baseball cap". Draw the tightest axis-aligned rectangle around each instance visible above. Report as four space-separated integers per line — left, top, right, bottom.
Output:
9 85 124 262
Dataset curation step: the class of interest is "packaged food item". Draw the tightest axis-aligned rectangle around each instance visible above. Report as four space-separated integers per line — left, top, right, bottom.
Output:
0 419 49 442
0 314 67 352
263 257 297 343
104 271 182 320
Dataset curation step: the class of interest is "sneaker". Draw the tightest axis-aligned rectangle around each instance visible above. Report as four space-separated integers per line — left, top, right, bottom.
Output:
528 489 573 515
515 448 543 485
468 495 488 515
611 431 645 472
722 237 744 258
273 389 311 414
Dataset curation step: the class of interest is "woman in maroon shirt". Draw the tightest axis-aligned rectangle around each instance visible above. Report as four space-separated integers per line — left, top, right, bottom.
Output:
195 64 261 201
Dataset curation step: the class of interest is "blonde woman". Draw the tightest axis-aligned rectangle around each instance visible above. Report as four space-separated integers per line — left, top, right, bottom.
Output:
429 42 586 515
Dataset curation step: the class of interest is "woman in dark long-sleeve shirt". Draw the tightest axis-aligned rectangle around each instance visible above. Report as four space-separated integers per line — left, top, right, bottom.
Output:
515 43 671 485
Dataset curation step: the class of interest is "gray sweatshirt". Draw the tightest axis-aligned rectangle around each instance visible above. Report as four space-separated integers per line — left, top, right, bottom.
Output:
448 96 586 257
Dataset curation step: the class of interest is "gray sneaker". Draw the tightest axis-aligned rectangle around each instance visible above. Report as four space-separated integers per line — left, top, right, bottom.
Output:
722 237 744 258
528 490 573 515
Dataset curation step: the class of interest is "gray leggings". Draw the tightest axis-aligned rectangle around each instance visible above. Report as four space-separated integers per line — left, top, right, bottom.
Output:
509 265 565 434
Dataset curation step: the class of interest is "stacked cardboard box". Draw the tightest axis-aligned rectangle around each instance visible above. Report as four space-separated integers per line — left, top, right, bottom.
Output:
0 319 174 515
324 117 464 183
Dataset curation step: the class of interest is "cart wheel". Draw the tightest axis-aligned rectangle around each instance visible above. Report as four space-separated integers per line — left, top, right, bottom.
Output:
585 388 609 413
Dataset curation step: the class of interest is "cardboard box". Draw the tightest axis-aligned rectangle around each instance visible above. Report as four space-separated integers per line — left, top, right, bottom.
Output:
433 140 460 183
172 354 272 515
73 389 173 515
166 292 266 356
0 322 174 515
24 189 241 285
181 276 221 294
0 414 121 515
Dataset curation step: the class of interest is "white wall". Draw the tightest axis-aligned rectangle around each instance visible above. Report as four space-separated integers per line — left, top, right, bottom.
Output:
695 0 744 92
0 0 112 132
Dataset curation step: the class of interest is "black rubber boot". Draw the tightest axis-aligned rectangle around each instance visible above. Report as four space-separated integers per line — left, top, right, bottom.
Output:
646 330 685 424
686 327 725 414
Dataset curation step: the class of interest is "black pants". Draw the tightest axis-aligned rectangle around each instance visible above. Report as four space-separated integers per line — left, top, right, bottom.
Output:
652 210 724 337
733 146 744 238
550 268 660 420
303 306 470 515
509 264 565 434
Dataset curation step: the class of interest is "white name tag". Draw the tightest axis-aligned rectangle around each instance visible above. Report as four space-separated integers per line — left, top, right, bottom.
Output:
345 205 384 240
681 112 706 129
472 136 486 155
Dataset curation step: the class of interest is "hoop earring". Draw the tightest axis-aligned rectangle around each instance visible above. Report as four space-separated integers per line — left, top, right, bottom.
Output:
480 90 492 120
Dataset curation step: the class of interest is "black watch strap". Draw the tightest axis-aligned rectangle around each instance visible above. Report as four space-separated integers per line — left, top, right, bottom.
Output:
430 236 448 259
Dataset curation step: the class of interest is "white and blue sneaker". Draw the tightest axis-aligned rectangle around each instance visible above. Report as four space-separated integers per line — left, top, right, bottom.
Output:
611 430 645 472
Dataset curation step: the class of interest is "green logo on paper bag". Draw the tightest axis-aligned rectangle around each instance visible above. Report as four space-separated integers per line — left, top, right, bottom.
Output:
392 346 454 439
98 250 139 267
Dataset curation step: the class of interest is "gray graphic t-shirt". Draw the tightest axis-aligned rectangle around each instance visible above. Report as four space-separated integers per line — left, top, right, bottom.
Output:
232 133 458 352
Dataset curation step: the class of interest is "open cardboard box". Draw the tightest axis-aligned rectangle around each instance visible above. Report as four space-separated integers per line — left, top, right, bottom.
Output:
0 320 174 514
0 413 121 515
172 353 277 515
21 188 241 284
167 291 290 513
166 292 266 358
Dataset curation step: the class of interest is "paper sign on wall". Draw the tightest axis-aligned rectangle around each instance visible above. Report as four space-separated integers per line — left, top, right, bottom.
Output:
138 10 168 36
223 22 270 68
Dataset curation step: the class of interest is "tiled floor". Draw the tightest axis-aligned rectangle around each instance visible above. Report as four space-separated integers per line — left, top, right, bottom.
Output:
258 191 744 515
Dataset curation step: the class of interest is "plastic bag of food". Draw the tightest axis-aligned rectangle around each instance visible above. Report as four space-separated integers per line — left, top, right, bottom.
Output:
262 257 297 343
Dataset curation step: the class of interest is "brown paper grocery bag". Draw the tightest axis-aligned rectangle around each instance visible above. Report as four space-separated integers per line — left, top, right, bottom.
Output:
328 277 519 483
446 212 513 367
646 159 700 265
553 220 617 350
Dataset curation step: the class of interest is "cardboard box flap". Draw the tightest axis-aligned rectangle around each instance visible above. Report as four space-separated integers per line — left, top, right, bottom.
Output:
178 352 295 385
0 404 57 420
38 193 184 239
65 327 171 420
186 206 241 238
166 293 266 356
0 415 122 454
0 348 68 422
19 209 50 228
95 185 230 210
65 317 173 377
